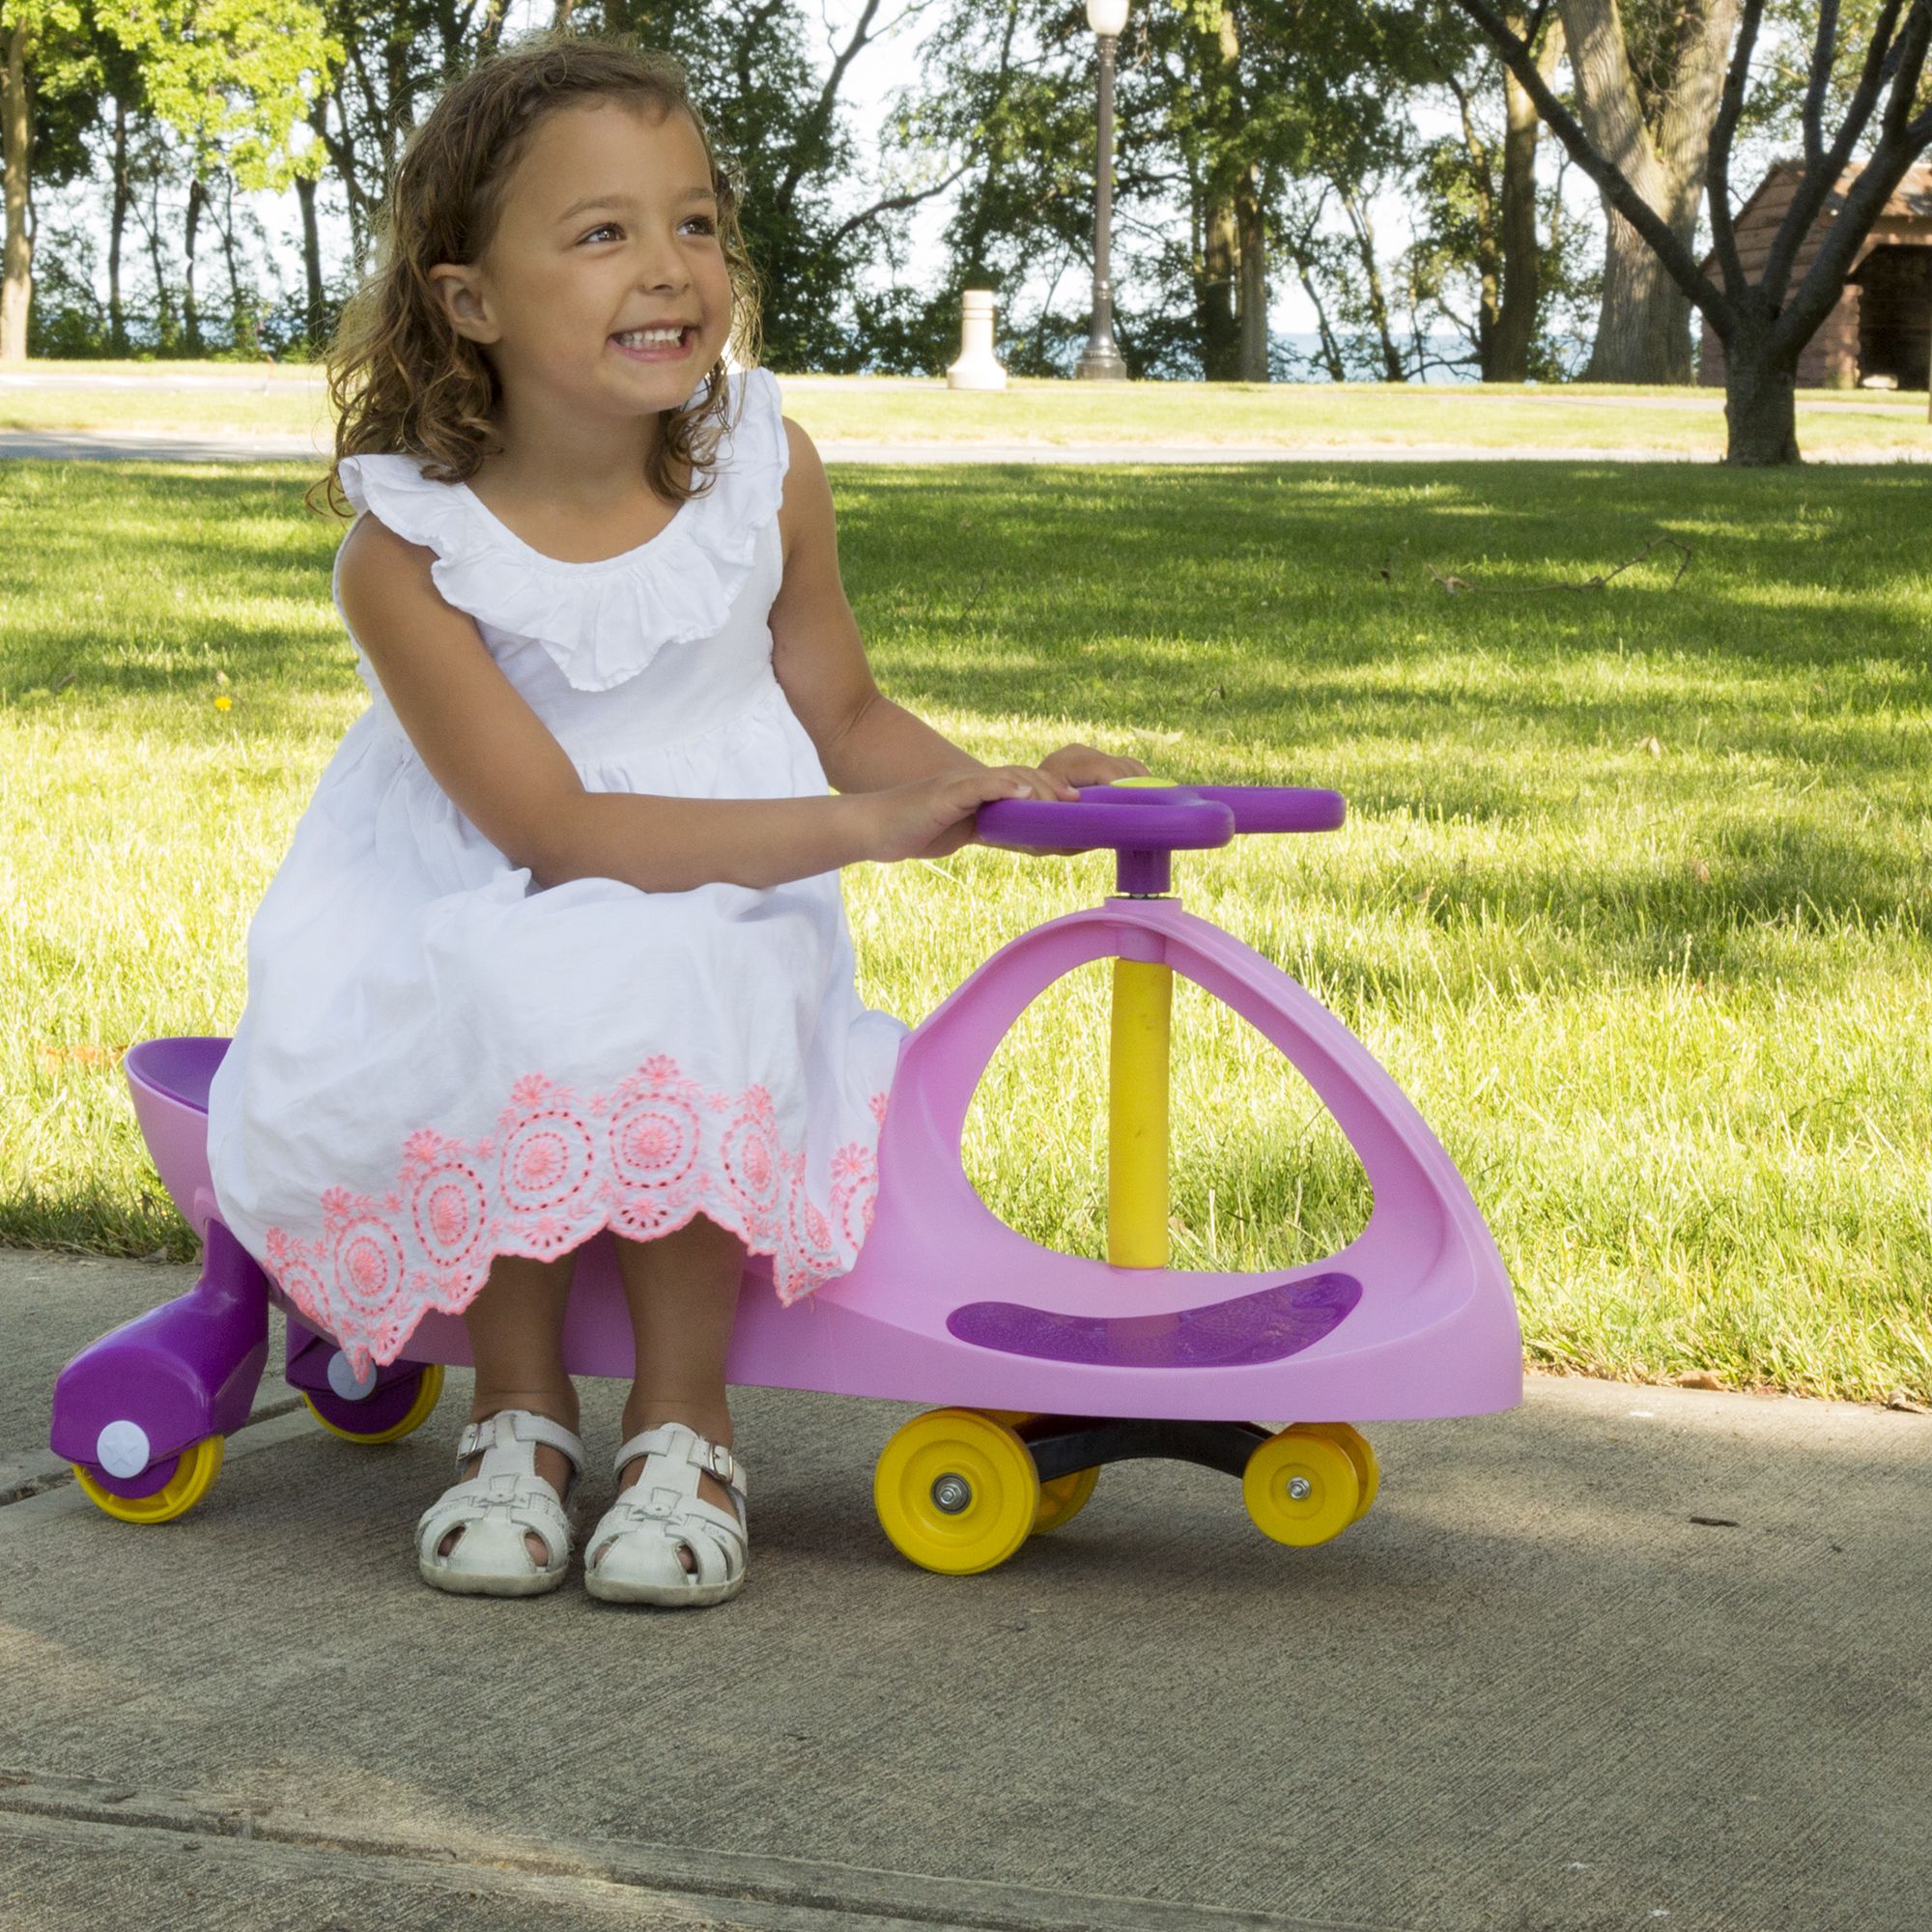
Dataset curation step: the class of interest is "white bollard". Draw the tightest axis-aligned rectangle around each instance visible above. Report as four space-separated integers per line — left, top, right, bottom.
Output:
947 290 1008 390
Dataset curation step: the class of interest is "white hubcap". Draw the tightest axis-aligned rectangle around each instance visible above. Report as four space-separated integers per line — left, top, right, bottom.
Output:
327 1350 379 1402
96 1419 152 1479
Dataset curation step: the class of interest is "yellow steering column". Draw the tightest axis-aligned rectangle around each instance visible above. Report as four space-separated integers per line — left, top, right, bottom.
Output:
1107 775 1177 1270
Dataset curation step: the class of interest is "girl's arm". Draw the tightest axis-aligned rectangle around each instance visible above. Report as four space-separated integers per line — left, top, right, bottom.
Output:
339 510 1066 894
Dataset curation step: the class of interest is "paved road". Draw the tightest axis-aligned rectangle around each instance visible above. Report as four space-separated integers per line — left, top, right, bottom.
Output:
5 1243 1927 1931
13 426 1932 465
0 427 1738 464
2 366 1924 411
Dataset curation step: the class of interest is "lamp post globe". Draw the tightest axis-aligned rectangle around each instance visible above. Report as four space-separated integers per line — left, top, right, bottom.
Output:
1076 0 1130 381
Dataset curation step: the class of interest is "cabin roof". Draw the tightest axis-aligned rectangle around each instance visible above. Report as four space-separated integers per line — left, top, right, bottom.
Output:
1698 159 1932 275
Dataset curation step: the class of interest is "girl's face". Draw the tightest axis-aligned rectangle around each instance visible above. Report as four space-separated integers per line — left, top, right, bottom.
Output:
433 97 735 433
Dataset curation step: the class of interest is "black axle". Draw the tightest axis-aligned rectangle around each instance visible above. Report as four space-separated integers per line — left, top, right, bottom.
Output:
1012 1414 1273 1486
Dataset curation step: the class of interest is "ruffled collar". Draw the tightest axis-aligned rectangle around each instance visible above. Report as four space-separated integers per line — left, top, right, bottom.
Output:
336 365 788 693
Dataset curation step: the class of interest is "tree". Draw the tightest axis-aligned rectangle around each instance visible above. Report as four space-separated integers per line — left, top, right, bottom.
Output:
295 0 487 290
0 0 334 360
1182 0 1272 379
0 0 93 360
1412 9 1573 380
96 26 144 354
867 0 1103 374
1559 0 1741 382
110 0 338 353
1155 0 1442 381
1448 0 1932 460
885 0 1435 381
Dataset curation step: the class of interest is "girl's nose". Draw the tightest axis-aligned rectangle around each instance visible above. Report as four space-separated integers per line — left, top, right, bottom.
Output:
636 237 691 294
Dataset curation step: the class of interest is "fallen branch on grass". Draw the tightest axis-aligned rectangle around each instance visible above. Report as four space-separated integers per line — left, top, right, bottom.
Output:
1422 536 1693 594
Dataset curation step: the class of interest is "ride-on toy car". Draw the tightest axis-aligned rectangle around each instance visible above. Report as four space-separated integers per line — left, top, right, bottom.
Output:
51 780 1521 1573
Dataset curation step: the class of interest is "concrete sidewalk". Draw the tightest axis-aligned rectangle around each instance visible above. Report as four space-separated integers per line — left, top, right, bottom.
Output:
4 1244 1926 1931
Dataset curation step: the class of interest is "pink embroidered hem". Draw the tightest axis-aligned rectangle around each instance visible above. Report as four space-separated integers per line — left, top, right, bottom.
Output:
260 1054 890 1374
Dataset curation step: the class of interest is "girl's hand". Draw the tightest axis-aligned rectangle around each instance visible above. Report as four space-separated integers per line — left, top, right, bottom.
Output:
863 764 1079 863
1038 743 1152 788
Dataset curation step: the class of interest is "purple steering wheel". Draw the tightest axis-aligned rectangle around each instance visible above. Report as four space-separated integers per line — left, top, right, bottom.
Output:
976 782 1346 894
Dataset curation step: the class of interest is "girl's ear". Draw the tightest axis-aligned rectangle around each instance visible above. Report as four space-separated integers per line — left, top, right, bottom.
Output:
427 263 500 345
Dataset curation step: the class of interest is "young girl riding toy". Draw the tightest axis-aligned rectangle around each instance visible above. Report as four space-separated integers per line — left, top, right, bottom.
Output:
49 30 1522 1605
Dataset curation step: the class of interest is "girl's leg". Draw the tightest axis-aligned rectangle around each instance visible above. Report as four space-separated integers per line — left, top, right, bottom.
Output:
440 1249 580 1562
612 1212 745 1570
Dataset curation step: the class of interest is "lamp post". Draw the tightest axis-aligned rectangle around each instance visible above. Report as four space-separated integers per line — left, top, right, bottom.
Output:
1076 0 1129 381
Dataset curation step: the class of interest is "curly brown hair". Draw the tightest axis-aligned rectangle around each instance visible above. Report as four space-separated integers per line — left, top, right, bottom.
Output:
310 28 763 520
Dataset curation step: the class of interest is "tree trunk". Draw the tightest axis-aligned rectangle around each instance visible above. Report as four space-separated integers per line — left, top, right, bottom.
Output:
1474 248 1501 377
295 170 322 342
1200 188 1241 378
1442 74 1504 375
1300 270 1347 381
1194 1 1246 382
1486 107 1531 377
1341 188 1406 380
1281 192 1347 381
144 178 174 354
297 99 327 348
216 177 254 355
109 98 129 355
184 174 205 355
1559 0 1739 384
1236 163 1267 380
0 14 31 362
1490 27 1552 380
1722 327 1800 465
314 82 371 276
1592 207 1693 381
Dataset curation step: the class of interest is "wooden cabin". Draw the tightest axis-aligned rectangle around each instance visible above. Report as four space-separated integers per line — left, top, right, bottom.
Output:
1698 161 1932 389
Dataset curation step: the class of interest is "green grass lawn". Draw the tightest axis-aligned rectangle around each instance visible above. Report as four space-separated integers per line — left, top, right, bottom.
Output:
2 361 1929 459
2 455 1927 1406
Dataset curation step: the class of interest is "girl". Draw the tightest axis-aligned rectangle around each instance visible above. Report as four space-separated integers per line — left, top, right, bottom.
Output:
204 30 1147 1610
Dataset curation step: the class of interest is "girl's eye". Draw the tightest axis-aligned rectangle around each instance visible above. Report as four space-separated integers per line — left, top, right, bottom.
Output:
578 217 716 244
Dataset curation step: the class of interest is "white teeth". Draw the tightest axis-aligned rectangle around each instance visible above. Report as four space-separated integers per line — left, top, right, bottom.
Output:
612 327 685 347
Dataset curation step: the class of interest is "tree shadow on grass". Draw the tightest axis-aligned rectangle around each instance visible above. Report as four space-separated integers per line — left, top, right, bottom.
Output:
846 462 1932 676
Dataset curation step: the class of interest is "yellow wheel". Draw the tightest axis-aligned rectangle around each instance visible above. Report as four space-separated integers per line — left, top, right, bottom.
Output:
302 1361 446 1445
1289 1422 1379 1522
72 1435 225 1524
1033 1464 1099 1535
1241 1426 1362 1548
958 1412 1097 1535
874 1407 1041 1575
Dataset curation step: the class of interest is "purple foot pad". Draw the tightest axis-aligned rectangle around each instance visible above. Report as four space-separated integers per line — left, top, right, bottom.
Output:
946 1271 1361 1369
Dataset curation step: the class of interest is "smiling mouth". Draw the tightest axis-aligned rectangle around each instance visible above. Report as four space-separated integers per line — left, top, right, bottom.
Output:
609 326 696 359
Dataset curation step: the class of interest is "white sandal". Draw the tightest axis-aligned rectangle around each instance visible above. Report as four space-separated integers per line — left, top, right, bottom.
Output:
414 1408 585 1597
582 1422 749 1608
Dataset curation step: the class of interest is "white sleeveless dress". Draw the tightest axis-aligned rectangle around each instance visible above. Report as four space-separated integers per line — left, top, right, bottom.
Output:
205 367 911 1381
